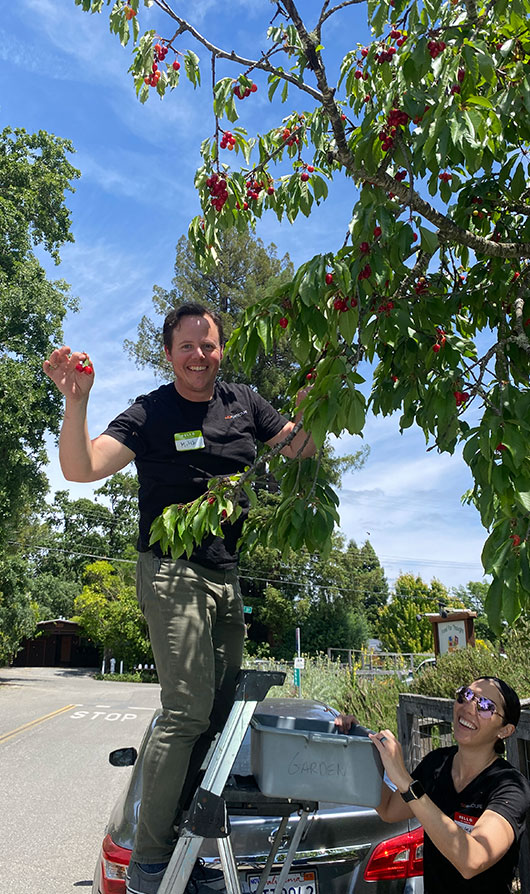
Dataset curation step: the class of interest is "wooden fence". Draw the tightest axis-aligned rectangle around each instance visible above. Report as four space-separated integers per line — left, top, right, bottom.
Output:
397 692 530 892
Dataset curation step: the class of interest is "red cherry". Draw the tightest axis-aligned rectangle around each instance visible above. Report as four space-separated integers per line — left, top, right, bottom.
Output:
172 60 181 71
306 165 314 172
83 365 93 375
373 226 382 238
75 362 85 372
432 344 441 353
325 273 334 285
250 83 258 93
279 317 289 329
300 171 309 182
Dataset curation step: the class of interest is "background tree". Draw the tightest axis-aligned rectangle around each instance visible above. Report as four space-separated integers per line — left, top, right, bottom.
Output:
0 126 78 663
377 573 464 653
452 580 499 644
0 127 79 545
241 524 386 657
0 555 38 666
75 0 530 631
74 560 152 667
10 472 139 630
124 228 294 405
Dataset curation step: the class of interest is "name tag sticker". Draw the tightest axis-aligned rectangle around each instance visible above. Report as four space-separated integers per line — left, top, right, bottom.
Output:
174 430 205 451
454 812 478 833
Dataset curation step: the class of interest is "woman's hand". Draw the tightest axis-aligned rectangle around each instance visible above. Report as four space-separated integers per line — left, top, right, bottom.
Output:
369 729 411 792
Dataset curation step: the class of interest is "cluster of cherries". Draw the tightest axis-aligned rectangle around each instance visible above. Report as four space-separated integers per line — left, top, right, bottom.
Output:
206 173 229 212
439 172 452 182
374 299 395 316
378 106 410 152
414 277 429 295
246 178 274 201
432 327 446 353
427 39 447 59
451 68 466 94
358 263 372 281
144 41 180 88
281 127 299 147
220 130 236 151
376 46 397 64
75 357 93 375
233 82 257 99
453 389 470 407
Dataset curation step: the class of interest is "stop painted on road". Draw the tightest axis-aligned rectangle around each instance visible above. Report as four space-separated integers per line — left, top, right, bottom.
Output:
70 709 138 721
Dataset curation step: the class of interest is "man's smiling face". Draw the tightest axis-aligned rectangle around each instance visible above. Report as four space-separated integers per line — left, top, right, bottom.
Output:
164 313 222 401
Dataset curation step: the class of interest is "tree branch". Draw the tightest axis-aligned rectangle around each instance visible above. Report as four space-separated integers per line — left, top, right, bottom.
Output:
317 0 366 30
153 0 324 102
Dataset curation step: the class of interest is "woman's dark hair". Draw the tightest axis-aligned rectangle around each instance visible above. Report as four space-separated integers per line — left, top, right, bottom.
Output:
476 676 521 755
163 303 224 351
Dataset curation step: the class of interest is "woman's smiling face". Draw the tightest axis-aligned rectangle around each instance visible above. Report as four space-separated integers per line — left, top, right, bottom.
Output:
453 678 508 746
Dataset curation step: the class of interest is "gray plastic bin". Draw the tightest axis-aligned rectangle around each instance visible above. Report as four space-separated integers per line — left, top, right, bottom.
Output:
250 714 383 806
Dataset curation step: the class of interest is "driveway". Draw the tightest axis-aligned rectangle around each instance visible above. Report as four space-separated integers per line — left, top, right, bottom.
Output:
0 666 160 894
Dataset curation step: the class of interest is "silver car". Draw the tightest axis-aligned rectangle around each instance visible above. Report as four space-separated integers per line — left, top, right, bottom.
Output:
93 698 424 894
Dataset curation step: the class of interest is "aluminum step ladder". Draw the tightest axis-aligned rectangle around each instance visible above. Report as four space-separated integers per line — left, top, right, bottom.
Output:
157 669 317 894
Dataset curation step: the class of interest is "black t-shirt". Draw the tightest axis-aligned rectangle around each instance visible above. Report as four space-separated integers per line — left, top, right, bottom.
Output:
412 745 530 893
103 381 287 569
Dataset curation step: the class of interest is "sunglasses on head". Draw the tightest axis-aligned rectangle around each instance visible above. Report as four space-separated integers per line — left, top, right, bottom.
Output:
455 685 504 719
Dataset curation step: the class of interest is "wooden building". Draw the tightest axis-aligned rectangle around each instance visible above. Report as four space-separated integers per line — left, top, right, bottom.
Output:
13 619 100 668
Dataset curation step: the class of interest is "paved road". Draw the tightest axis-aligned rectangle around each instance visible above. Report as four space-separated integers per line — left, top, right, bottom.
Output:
0 666 161 894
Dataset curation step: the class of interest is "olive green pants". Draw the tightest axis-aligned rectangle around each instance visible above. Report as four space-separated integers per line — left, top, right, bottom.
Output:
132 551 245 864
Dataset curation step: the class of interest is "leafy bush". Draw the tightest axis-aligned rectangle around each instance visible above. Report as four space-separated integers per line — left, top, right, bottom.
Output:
94 670 159 684
243 654 402 732
411 630 530 702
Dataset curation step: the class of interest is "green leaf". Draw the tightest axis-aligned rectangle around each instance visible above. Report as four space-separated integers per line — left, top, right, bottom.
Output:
520 542 530 593
484 577 503 635
419 226 439 255
515 491 530 512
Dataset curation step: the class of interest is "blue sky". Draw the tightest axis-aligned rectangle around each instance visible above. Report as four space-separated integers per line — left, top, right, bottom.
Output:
3 0 487 592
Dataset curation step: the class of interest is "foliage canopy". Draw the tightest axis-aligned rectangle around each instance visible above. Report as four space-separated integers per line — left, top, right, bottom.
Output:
74 0 530 632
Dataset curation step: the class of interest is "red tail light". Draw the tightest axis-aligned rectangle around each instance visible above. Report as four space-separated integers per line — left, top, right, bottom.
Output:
364 825 424 881
99 833 131 894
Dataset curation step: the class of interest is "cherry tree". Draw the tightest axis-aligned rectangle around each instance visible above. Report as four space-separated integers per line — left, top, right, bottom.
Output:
74 0 530 631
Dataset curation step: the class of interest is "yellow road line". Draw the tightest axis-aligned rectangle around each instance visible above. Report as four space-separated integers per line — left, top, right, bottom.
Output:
0 704 76 745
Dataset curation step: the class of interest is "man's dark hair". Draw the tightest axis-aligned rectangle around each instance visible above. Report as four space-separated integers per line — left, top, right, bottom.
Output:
163 303 224 351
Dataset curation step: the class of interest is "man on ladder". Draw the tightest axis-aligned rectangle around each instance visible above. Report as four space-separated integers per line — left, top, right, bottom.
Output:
44 302 315 894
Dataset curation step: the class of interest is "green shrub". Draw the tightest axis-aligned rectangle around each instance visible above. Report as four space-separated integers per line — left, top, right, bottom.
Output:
94 670 159 684
410 633 530 702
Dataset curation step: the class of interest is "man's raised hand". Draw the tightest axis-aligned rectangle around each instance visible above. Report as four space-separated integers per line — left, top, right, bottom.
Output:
43 346 95 401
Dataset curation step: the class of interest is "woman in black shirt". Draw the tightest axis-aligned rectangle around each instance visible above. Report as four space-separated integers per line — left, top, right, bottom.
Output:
338 676 530 892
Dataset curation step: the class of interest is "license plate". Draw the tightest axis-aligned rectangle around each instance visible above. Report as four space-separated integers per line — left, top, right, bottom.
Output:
246 869 317 894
